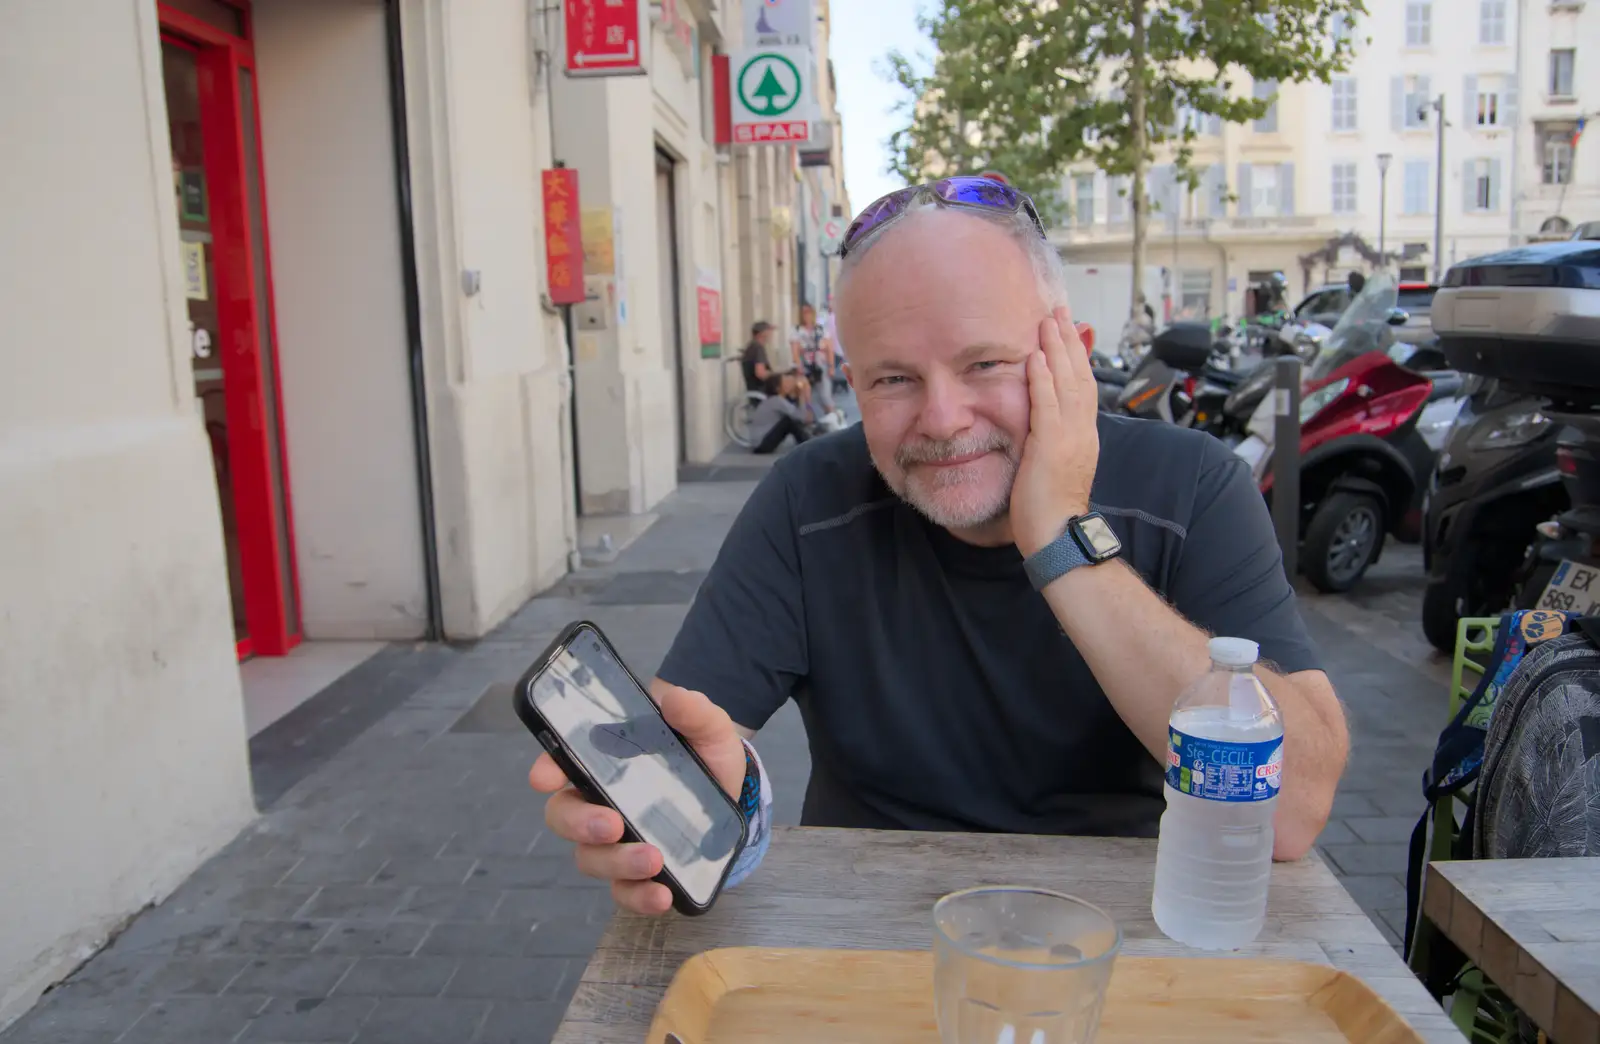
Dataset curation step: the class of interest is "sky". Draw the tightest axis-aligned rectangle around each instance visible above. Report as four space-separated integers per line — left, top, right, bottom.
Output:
829 0 929 214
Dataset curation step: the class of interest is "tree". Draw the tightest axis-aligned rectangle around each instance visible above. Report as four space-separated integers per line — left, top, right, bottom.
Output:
884 0 1365 316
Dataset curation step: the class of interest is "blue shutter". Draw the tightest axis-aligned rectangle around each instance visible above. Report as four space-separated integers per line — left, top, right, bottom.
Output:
1392 76 1406 131
1237 164 1253 216
1464 75 1477 127
1280 162 1295 215
1204 165 1226 217
1504 74 1518 126
1463 159 1476 212
1417 75 1432 126
1489 158 1502 210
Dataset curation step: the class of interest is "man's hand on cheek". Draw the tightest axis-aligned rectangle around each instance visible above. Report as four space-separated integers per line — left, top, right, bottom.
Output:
1009 308 1101 558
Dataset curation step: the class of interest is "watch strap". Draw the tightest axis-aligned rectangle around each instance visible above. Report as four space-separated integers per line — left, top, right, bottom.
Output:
1022 523 1093 591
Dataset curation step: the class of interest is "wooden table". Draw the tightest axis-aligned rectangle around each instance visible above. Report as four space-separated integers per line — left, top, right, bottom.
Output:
552 826 1465 1043
1423 858 1600 1043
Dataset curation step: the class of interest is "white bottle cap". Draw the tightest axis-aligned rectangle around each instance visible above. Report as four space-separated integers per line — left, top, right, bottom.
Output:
1208 637 1260 667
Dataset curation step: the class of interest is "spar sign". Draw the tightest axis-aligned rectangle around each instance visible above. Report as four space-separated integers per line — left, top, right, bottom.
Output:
729 47 816 144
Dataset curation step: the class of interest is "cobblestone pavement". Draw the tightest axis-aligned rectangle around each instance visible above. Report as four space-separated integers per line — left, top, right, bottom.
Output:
2 446 1451 1043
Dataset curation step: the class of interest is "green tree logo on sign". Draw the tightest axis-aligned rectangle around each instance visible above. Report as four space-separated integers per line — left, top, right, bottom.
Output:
737 53 801 117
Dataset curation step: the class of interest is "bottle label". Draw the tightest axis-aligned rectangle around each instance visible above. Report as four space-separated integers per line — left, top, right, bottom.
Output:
1165 728 1282 803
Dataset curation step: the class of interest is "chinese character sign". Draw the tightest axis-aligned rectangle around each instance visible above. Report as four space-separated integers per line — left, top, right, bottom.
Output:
564 0 645 77
542 169 586 305
696 286 722 349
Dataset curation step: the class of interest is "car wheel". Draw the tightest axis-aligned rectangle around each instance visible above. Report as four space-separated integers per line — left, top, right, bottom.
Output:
1303 491 1385 593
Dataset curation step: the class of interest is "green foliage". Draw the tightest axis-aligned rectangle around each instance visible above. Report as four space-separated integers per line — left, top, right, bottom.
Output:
883 0 1366 223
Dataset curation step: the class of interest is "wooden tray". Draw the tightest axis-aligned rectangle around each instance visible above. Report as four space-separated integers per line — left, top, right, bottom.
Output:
646 948 1426 1043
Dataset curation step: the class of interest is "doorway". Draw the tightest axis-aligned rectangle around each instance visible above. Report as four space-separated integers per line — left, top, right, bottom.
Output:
655 149 687 463
159 0 300 659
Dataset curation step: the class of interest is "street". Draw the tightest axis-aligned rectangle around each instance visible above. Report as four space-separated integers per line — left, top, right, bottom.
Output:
2 446 1453 1044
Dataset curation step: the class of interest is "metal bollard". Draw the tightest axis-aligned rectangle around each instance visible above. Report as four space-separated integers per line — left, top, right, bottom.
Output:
1271 356 1303 581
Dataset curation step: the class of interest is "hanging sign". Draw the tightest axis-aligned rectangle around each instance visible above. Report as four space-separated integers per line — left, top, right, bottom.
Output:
564 0 647 77
541 169 586 305
729 47 815 145
745 0 813 48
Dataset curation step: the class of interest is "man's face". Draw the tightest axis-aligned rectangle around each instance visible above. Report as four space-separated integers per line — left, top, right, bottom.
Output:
837 209 1046 534
800 305 816 326
757 328 773 348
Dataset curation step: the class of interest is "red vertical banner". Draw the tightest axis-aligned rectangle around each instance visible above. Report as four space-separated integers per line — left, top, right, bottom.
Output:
712 53 732 145
697 286 722 355
542 169 585 305
564 0 645 77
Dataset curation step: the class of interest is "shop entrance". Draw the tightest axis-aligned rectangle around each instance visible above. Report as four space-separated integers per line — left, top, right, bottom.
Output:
160 0 299 659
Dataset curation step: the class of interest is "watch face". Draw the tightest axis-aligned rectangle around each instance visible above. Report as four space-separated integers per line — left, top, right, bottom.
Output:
1073 514 1122 559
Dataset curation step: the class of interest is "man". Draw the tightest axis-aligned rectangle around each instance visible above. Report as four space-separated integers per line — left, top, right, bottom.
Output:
531 178 1350 916
740 320 777 393
748 372 812 455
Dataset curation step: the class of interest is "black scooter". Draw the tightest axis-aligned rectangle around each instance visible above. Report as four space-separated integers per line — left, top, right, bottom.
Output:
1433 241 1600 625
1113 322 1244 435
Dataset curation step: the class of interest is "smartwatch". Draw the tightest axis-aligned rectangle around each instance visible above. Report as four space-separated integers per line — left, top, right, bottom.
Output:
1022 512 1123 591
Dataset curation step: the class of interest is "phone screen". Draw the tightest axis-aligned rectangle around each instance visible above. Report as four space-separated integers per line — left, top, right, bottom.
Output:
526 627 744 907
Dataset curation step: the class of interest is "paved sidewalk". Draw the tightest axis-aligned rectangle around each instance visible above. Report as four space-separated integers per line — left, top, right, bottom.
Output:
2 455 1449 1044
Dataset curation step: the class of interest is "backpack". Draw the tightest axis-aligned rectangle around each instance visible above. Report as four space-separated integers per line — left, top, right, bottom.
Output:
1403 609 1600 999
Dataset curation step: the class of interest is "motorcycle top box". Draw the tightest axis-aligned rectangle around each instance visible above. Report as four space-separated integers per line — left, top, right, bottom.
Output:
1432 241 1600 403
1148 321 1215 371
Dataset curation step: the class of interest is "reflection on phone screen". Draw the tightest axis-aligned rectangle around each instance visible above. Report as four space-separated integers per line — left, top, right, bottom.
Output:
528 628 742 906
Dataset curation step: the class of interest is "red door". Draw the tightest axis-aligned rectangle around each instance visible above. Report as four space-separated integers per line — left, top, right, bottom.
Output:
159 0 300 659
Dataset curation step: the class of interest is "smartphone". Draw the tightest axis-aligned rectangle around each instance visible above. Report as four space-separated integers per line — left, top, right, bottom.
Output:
512 621 748 916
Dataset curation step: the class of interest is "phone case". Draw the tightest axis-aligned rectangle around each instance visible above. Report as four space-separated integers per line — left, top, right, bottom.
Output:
511 620 749 917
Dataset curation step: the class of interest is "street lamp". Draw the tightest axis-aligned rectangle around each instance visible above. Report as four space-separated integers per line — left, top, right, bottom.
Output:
1376 152 1392 264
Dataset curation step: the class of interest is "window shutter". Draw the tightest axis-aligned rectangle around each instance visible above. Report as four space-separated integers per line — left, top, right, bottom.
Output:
1489 158 1502 210
1207 112 1222 136
1237 164 1253 216
1503 74 1518 125
1280 162 1295 215
1418 75 1432 122
1462 159 1476 212
1204 165 1226 217
1464 75 1478 126
1392 76 1406 131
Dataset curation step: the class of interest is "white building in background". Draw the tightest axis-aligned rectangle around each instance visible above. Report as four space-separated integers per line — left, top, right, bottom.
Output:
1511 0 1598 240
1054 0 1522 317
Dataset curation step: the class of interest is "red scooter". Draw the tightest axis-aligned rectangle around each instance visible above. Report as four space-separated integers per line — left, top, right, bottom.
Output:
1231 274 1439 592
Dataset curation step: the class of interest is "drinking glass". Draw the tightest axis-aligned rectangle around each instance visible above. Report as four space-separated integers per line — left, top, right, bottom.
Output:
933 886 1121 1044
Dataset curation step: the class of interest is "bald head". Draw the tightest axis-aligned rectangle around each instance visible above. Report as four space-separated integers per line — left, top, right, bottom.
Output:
837 206 1056 540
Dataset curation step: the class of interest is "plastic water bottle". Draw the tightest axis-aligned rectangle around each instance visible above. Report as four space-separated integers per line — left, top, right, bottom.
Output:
1151 637 1283 950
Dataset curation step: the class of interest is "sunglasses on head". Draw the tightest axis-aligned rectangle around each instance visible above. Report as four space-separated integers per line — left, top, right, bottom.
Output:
840 176 1047 259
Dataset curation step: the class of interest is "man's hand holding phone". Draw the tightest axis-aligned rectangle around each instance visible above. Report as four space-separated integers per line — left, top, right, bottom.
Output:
527 680 748 916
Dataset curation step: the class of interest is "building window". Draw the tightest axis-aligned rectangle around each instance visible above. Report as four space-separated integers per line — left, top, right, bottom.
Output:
1253 79 1279 133
1400 265 1428 282
1541 125 1575 183
1179 270 1214 318
1475 78 1502 127
1550 49 1575 97
1332 11 1352 41
1332 163 1358 214
1332 78 1358 131
1397 75 1432 129
1466 158 1500 211
1403 159 1431 214
1251 164 1281 215
1075 174 1096 225
1405 1 1432 45
1479 0 1506 43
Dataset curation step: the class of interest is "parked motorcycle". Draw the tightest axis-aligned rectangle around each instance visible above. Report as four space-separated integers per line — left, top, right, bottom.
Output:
1113 322 1243 433
1432 240 1600 620
1419 377 1567 652
1231 273 1439 592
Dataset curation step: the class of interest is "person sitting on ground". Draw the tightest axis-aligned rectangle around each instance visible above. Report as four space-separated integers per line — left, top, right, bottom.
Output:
530 176 1350 916
747 372 813 455
740 320 777 393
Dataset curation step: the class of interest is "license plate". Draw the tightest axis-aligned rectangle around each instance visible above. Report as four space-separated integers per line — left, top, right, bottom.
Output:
1233 435 1271 482
1536 559 1600 615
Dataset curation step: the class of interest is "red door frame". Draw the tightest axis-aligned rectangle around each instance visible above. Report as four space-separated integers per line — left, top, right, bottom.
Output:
159 1 301 660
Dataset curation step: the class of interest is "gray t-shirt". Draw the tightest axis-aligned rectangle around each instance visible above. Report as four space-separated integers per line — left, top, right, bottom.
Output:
659 415 1321 838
